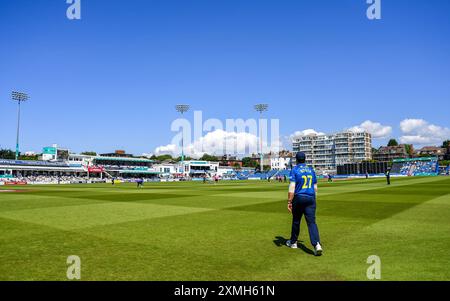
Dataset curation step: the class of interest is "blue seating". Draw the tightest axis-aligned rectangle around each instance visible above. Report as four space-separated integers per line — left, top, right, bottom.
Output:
235 169 291 180
391 159 439 176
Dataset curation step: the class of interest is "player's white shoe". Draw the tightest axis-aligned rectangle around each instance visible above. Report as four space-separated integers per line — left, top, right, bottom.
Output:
314 243 323 256
286 240 297 249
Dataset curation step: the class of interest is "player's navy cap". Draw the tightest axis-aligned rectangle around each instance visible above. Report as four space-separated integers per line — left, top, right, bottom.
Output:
296 152 306 162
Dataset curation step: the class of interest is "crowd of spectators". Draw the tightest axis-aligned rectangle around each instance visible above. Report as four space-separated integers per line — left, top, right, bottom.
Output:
397 160 439 176
1 175 98 185
2 161 445 186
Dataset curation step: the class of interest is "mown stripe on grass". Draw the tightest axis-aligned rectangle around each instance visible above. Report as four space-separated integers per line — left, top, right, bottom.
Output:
0 202 213 230
323 192 450 280
0 194 106 212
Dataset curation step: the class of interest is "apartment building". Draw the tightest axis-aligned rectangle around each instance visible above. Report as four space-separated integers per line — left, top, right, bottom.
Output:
292 131 372 173
372 144 411 162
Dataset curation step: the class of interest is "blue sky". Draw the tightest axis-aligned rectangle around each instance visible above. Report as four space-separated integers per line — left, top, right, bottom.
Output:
1 0 449 155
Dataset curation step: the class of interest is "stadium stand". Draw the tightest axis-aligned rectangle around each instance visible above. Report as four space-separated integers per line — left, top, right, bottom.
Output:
1 153 443 186
390 157 439 176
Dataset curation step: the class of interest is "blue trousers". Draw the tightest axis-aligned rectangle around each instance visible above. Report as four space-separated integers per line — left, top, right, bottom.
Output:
290 194 320 247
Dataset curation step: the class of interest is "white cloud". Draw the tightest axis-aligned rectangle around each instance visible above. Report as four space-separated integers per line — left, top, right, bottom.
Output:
348 120 392 139
398 135 432 144
399 119 450 145
141 153 154 158
290 129 325 141
399 119 427 133
153 129 282 159
289 121 392 142
154 144 178 156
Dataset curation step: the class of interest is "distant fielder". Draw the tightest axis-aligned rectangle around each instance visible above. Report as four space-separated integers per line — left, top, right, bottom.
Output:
286 152 323 256
385 168 391 185
137 178 144 188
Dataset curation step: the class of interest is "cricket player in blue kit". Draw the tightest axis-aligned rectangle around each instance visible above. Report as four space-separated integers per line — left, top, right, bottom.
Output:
286 152 323 256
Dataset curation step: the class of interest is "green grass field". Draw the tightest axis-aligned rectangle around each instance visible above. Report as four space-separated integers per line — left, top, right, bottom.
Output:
1 176 449 281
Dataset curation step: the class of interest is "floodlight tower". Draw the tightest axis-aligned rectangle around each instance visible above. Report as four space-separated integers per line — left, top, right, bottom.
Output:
254 103 268 172
175 104 190 163
11 91 29 160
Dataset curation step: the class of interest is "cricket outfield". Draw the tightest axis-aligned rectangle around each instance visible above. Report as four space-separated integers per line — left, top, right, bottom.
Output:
0 176 449 280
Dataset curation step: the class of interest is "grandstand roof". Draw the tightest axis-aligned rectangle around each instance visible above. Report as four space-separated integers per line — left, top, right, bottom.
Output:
0 159 69 168
118 170 160 174
93 156 154 163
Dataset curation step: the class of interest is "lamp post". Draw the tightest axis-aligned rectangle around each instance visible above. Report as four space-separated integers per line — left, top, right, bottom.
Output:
254 104 268 172
175 104 190 163
11 91 29 160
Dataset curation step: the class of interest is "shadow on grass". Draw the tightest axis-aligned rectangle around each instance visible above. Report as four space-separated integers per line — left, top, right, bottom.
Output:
298 243 315 255
273 236 315 255
273 236 286 247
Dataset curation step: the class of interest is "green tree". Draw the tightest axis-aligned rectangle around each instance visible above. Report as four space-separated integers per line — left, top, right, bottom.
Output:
156 154 174 162
81 151 97 156
387 139 399 147
0 149 15 159
199 154 218 161
175 156 192 162
18 155 38 161
241 157 251 167
242 157 257 168
363 159 377 163
404 144 414 157
233 162 241 169
442 140 450 149
439 160 450 166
